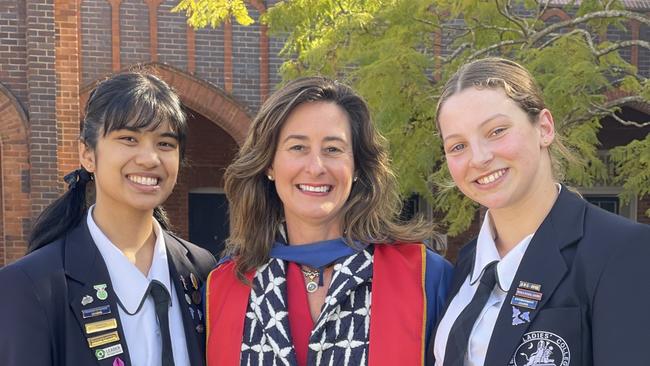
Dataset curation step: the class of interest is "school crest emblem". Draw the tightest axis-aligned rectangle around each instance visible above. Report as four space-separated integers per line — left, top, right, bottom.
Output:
509 331 570 366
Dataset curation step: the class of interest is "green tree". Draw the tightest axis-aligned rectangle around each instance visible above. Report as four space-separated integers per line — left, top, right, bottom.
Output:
175 0 650 235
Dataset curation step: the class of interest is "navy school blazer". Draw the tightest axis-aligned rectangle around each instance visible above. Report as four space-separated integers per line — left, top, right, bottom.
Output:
441 187 650 366
0 219 217 366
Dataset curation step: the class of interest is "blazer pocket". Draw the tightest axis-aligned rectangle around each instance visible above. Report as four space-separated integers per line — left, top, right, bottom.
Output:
510 307 581 366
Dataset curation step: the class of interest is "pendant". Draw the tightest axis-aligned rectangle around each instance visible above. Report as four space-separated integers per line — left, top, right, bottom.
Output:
306 280 318 293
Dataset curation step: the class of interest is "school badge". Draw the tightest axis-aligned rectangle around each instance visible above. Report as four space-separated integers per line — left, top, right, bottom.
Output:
509 331 570 366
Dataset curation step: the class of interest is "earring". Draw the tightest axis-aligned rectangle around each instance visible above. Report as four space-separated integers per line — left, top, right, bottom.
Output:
267 175 274 181
353 176 358 182
542 138 549 145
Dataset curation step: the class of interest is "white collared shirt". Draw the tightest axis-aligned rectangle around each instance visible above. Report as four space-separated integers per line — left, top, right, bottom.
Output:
434 211 534 366
88 206 191 366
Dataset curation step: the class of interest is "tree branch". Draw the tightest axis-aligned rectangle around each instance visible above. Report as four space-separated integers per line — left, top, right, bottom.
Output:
595 39 650 57
467 39 526 61
494 0 530 37
469 17 525 36
529 10 650 46
539 27 650 59
602 95 649 110
441 42 472 62
606 111 650 127
565 96 650 127
532 0 552 25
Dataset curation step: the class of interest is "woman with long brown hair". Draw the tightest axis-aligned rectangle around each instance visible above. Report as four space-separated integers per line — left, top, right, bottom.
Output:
205 76 452 366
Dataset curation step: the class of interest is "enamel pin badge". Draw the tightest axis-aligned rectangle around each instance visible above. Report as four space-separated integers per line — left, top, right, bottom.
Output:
511 306 530 325
95 344 123 361
81 295 94 306
82 305 111 319
511 281 543 324
94 284 109 301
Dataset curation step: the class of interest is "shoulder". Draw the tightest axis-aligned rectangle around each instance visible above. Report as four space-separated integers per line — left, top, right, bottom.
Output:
373 242 453 277
422 247 453 302
584 203 650 239
166 232 218 275
0 240 66 321
0 240 65 287
577 203 650 260
563 202 650 297
425 247 453 271
207 256 236 280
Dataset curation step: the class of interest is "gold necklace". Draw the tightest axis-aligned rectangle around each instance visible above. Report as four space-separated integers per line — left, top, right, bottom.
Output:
301 267 320 293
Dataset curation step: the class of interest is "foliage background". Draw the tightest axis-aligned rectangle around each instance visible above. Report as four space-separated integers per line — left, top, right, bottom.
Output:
174 0 650 235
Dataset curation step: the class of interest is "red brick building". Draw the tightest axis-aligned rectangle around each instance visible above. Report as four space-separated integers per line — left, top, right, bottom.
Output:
0 0 648 265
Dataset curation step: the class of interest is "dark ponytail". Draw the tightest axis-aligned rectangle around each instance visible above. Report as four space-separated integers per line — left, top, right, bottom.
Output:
27 71 186 253
27 169 93 253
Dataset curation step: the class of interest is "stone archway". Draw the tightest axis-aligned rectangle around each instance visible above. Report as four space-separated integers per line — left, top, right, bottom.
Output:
0 83 31 265
79 62 253 145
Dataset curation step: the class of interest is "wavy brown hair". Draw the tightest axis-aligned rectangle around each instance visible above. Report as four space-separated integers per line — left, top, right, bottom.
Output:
225 76 435 280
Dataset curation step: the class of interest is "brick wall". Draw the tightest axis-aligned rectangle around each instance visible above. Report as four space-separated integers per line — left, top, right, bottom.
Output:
638 14 649 77
26 0 60 219
157 0 187 70
120 0 149 66
231 7 261 110
266 0 283 91
81 0 111 84
54 0 81 182
194 25 225 90
0 0 28 107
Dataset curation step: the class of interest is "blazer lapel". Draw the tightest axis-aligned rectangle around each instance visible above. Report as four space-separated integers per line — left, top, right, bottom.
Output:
64 223 133 366
449 244 475 304
165 233 207 366
484 188 586 366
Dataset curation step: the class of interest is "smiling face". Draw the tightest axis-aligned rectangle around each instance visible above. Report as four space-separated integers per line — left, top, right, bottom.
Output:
268 101 355 241
438 87 555 213
80 122 180 217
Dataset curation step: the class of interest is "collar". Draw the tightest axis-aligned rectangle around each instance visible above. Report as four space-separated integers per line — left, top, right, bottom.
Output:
470 183 561 290
471 211 534 291
87 205 172 313
269 237 364 269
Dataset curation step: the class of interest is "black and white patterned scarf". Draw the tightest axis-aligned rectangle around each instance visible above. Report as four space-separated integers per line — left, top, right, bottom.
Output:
240 248 374 366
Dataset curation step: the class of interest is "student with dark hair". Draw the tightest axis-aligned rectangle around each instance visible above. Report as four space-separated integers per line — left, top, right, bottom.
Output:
433 57 650 366
0 72 217 366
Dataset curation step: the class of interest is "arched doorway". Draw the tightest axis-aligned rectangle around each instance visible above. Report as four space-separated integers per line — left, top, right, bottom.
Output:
0 83 31 265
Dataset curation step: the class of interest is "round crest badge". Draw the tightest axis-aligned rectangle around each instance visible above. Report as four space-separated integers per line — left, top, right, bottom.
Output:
511 331 570 366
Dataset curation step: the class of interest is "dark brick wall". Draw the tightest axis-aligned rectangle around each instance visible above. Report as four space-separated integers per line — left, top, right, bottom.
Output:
231 7 261 110
607 23 633 67
638 18 649 77
26 0 60 218
81 0 111 84
0 0 27 107
158 0 187 70
120 0 149 66
266 0 284 92
194 25 224 89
